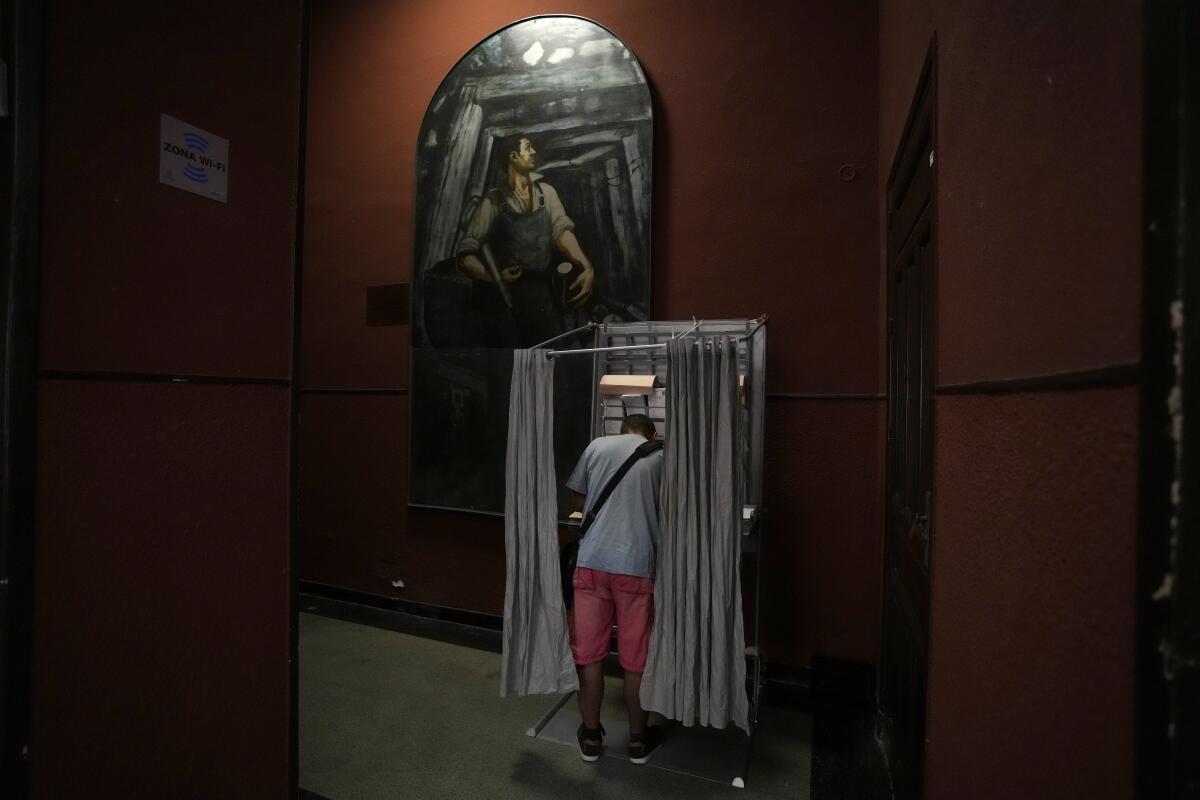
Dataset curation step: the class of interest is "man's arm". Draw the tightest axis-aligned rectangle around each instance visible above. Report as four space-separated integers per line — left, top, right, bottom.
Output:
556 229 595 306
565 440 595 509
541 183 595 307
456 195 523 283
459 252 523 284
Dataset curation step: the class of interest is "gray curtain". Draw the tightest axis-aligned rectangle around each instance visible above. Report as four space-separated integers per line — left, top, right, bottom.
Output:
500 350 578 697
640 336 749 732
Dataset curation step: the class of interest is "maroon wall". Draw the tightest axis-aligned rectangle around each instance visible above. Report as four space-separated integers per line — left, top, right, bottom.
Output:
301 0 883 666
879 2 1141 798
32 2 302 798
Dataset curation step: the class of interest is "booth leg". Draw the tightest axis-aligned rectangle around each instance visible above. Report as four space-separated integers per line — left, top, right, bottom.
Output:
525 691 575 738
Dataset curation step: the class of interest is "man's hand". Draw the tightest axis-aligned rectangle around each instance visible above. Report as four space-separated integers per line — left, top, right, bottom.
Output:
555 230 595 307
500 264 524 284
567 266 594 307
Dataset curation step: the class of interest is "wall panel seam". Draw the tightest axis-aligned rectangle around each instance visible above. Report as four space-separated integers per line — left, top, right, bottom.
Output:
39 370 291 386
936 362 1139 396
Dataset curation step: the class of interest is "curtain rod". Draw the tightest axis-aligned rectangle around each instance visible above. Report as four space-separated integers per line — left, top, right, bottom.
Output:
546 319 709 358
531 321 598 349
547 341 668 358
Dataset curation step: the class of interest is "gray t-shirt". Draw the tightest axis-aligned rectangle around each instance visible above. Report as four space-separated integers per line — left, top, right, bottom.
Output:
566 433 663 579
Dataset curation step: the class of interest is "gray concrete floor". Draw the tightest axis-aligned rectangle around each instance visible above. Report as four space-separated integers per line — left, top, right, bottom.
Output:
300 611 812 799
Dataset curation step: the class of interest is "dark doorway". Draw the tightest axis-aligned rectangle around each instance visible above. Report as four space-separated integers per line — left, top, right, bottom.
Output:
0 0 42 796
1139 1 1199 796
879 45 935 800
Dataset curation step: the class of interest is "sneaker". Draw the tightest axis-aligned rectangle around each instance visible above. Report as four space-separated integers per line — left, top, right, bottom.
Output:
627 725 664 764
577 723 605 762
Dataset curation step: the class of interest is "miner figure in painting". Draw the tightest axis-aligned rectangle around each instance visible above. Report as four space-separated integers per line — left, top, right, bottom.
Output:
456 135 596 347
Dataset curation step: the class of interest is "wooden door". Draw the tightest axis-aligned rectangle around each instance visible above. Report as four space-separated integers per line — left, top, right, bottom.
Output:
880 50 935 800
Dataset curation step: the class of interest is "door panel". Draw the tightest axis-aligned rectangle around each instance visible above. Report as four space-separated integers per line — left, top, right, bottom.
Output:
881 50 935 800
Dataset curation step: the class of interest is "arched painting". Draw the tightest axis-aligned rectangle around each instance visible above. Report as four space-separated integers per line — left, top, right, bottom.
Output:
410 16 654 513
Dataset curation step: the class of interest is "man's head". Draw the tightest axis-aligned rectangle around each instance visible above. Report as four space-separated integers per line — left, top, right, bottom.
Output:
507 137 536 174
620 414 656 441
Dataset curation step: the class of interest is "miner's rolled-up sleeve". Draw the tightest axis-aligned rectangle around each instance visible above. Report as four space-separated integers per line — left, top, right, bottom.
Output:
540 183 576 240
456 195 498 256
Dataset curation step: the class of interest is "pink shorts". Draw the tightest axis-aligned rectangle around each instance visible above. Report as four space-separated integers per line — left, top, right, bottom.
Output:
569 566 655 672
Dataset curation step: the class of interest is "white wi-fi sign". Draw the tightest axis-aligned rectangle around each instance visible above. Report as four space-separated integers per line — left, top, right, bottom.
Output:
159 114 229 203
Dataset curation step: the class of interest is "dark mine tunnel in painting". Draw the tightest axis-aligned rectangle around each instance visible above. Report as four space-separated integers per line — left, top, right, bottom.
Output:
411 16 653 514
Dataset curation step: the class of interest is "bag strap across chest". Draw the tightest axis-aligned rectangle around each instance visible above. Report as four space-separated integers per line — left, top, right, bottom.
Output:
578 439 663 539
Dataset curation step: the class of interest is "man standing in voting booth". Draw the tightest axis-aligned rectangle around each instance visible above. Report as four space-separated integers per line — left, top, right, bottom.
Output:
565 413 666 764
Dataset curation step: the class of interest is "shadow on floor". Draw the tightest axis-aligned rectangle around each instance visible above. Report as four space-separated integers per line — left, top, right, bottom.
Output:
299 611 812 799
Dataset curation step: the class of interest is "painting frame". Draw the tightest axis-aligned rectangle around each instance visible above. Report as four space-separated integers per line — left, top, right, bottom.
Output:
409 14 655 515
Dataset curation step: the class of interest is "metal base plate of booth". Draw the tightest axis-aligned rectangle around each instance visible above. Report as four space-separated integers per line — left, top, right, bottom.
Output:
526 686 755 788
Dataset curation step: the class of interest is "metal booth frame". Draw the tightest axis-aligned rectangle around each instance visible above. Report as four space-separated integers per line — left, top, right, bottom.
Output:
528 317 768 788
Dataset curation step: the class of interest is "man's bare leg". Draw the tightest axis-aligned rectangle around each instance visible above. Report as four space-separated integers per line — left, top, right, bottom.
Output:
577 661 605 745
623 669 648 735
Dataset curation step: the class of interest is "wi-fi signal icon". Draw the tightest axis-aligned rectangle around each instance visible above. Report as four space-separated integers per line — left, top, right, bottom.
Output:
183 132 209 153
182 163 208 184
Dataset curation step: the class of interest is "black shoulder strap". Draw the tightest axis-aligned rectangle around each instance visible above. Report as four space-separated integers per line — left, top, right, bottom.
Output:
578 440 663 539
